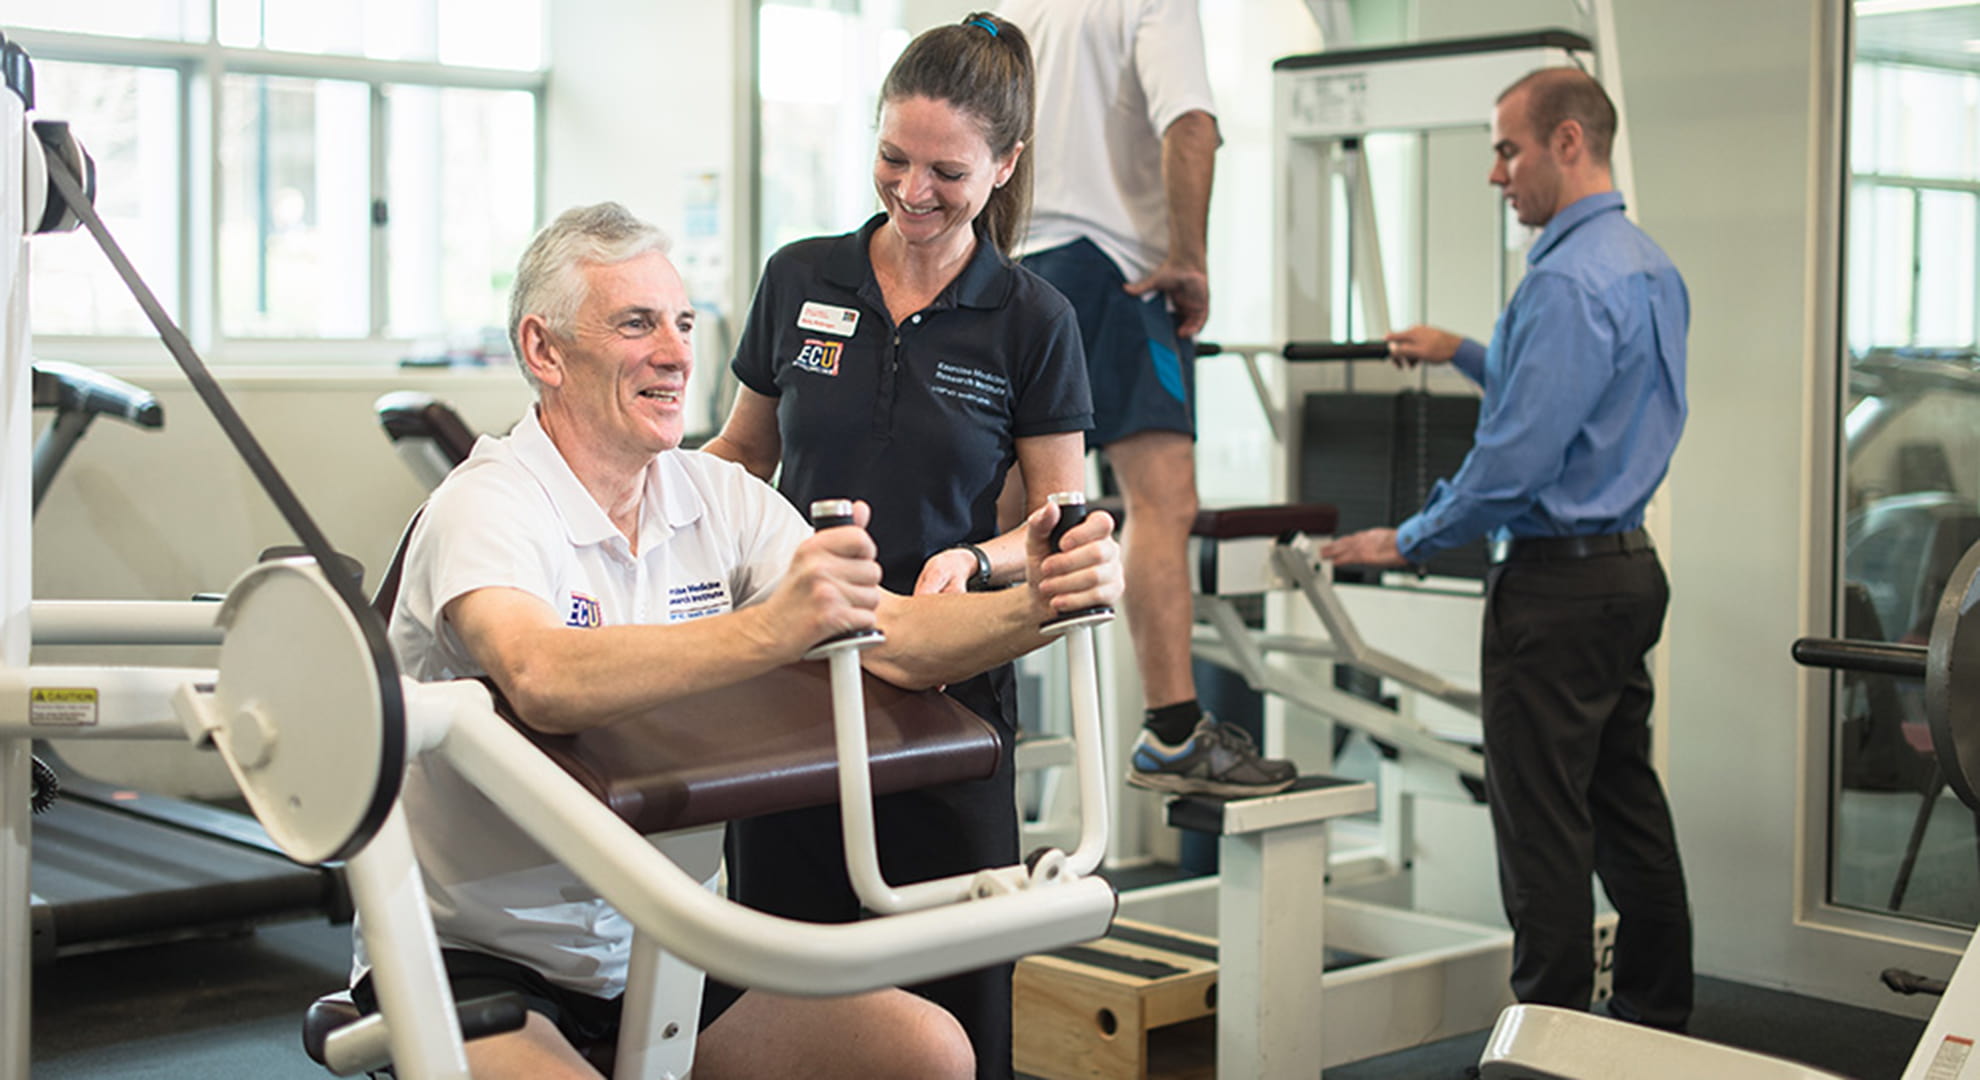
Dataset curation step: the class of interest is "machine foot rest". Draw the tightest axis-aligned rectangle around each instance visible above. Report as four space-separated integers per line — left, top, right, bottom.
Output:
1014 918 1218 1080
1014 918 1375 1079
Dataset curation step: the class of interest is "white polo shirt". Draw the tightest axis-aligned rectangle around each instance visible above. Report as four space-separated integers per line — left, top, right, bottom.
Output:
1003 0 1218 281
354 405 812 996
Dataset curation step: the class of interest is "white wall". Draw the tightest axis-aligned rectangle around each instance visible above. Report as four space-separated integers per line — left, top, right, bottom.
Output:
543 0 747 435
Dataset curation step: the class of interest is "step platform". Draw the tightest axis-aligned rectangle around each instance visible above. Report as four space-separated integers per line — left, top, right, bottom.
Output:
1017 775 1378 1079
1014 917 1375 1080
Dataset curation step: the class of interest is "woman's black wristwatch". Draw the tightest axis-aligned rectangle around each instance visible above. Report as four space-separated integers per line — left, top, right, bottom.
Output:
951 543 994 591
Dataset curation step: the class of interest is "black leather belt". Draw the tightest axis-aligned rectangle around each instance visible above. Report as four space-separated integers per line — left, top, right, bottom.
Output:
1490 528 1653 564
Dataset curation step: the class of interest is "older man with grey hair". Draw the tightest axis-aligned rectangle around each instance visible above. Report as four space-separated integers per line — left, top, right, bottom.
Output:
352 202 1124 1079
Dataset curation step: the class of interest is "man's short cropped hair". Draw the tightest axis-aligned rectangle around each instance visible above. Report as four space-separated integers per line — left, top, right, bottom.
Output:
1500 67 1617 166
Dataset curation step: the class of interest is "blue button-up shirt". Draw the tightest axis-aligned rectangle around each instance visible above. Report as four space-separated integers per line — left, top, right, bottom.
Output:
1395 191 1688 564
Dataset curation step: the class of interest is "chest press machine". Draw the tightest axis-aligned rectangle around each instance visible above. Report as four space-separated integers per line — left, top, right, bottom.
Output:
1 47 1123 1080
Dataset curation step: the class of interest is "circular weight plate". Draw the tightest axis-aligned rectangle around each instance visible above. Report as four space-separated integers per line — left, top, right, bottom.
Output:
1924 538 1980 812
213 560 403 865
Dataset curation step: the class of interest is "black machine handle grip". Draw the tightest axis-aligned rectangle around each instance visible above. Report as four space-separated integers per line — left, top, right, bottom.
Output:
1193 341 1392 361
1790 637 1927 679
1047 491 1090 553
1041 492 1113 630
810 498 856 532
1283 341 1393 362
806 499 882 655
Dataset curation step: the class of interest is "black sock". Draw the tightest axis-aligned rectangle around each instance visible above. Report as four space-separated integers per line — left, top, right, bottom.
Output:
1144 700 1203 744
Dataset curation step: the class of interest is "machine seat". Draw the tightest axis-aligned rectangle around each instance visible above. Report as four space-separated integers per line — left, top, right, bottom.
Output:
1190 503 1338 540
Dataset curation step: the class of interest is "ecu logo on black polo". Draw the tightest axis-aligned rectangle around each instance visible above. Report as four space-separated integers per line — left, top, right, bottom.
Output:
794 338 843 376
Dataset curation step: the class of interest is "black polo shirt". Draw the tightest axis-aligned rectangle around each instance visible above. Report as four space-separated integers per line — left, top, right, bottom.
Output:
731 213 1092 594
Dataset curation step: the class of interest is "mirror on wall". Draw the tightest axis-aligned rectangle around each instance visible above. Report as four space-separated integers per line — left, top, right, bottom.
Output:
1832 0 1980 928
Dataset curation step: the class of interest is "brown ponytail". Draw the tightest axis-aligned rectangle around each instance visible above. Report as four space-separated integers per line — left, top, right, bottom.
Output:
879 12 1034 256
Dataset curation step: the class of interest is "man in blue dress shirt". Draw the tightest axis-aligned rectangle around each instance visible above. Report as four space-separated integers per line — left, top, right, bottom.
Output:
1324 66 1693 1032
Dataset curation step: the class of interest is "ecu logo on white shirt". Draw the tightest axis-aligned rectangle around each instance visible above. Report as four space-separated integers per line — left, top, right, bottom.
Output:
566 593 602 628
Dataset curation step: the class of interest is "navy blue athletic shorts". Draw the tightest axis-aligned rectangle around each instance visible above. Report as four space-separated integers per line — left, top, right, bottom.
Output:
1022 237 1195 448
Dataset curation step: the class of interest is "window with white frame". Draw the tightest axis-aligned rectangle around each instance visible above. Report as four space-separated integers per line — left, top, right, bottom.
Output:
14 0 543 361
1832 11 1980 930
1848 59 1980 353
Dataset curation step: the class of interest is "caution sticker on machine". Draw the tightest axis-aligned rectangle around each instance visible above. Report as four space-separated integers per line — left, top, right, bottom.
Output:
28 687 98 727
1926 1034 1973 1080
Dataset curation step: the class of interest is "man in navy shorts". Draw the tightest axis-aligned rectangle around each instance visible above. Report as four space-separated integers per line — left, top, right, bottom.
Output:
1006 0 1295 796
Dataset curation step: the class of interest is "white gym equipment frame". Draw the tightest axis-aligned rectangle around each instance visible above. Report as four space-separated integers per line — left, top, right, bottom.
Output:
1062 20 1636 1078
0 51 1124 1080
1243 10 1980 1080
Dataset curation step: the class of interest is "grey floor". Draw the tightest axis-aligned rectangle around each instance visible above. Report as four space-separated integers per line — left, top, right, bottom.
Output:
25 909 1931 1080
31 917 350 1079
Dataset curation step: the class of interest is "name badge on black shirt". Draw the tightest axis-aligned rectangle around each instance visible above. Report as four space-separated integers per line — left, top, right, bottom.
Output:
797 301 860 337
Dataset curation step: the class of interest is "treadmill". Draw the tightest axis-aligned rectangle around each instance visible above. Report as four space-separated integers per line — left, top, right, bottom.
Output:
28 362 348 963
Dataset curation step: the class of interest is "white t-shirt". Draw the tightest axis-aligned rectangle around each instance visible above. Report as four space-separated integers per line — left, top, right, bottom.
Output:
1002 0 1218 282
354 405 812 997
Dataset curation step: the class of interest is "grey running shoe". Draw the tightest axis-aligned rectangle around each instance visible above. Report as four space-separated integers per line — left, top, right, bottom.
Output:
1127 716 1297 797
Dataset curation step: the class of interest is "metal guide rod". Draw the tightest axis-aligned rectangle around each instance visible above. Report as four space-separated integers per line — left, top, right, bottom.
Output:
1036 491 1114 876
801 498 940 914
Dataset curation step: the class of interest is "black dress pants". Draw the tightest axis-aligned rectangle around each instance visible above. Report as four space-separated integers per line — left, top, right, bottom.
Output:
726 740 1019 1079
1481 548 1693 1031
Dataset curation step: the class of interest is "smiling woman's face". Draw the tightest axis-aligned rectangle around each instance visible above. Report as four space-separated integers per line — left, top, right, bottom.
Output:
873 94 1016 258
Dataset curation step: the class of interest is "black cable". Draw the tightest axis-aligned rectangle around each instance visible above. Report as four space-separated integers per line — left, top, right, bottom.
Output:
38 133 366 621
35 121 405 861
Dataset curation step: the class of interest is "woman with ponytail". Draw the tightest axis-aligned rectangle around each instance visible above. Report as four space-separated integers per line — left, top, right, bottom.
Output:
703 13 1090 1077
